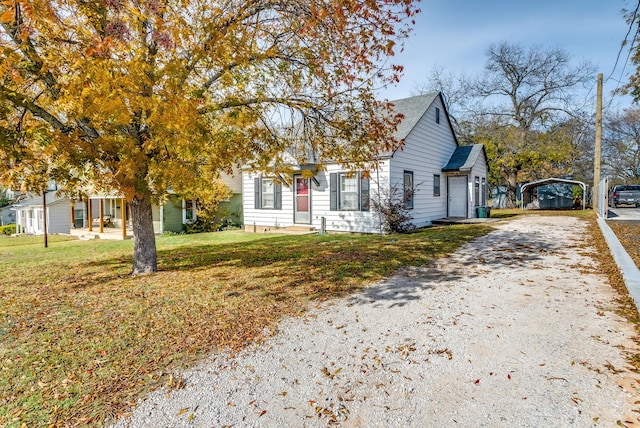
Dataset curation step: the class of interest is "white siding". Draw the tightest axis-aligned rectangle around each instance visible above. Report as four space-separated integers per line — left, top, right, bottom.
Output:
389 95 458 225
14 199 82 234
242 161 390 233
47 202 70 233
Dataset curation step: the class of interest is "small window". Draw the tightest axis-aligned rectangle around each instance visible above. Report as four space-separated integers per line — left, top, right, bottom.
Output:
404 171 414 209
474 176 480 207
433 174 441 197
435 107 440 124
183 199 197 223
481 178 487 205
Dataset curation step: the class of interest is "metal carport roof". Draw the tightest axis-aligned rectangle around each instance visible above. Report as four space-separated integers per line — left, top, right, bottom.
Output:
520 178 587 211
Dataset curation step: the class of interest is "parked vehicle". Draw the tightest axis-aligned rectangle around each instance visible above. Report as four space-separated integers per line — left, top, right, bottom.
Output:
609 184 640 208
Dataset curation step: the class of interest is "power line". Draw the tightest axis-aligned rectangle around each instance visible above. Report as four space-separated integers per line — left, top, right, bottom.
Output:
606 1 640 84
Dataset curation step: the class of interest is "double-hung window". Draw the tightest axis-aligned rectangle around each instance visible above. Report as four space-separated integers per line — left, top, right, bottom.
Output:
340 175 359 210
433 174 441 197
182 199 197 223
254 177 282 209
261 179 275 208
330 172 370 211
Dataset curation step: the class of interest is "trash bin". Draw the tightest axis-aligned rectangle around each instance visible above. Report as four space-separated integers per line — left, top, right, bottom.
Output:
477 206 487 218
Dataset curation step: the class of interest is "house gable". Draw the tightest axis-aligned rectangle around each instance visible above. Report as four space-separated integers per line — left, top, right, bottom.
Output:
387 93 460 224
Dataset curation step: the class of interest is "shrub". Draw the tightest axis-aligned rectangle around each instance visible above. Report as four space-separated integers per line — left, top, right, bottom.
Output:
183 218 220 234
371 183 417 234
0 223 16 235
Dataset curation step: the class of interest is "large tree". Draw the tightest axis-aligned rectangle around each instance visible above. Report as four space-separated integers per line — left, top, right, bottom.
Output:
604 106 640 182
0 0 420 273
472 42 593 207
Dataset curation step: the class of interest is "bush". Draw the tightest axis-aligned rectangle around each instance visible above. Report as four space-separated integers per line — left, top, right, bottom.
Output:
183 218 220 234
0 223 16 235
371 184 417 234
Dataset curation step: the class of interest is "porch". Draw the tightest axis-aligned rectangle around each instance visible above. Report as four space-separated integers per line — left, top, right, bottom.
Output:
70 226 133 240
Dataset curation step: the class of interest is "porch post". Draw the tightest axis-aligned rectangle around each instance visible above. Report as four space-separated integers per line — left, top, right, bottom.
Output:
121 198 127 239
99 199 104 233
88 198 93 232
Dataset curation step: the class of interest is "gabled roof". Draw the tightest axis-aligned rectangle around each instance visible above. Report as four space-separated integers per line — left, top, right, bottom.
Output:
247 91 456 169
389 92 440 141
442 144 485 172
382 92 459 158
10 193 69 209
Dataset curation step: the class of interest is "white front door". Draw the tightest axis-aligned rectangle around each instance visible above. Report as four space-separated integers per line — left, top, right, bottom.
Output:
294 175 311 224
448 175 468 217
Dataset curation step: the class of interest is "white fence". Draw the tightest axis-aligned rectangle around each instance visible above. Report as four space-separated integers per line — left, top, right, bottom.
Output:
597 177 609 218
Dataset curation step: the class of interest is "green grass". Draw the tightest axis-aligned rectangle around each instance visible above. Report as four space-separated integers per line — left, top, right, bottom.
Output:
0 226 502 426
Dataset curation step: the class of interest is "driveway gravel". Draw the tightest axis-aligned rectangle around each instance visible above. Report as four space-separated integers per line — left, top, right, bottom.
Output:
113 215 640 427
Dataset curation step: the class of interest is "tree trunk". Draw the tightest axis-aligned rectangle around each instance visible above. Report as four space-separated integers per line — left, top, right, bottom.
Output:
504 169 519 209
130 195 158 274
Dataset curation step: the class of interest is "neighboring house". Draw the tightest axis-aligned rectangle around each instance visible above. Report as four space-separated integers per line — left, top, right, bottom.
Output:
82 169 243 237
217 168 243 227
12 193 84 235
161 169 243 232
0 188 23 226
242 92 489 234
10 171 243 237
0 204 16 226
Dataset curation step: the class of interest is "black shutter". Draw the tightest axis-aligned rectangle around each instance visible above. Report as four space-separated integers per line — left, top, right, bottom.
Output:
254 177 261 209
275 182 282 210
360 175 370 211
330 173 338 211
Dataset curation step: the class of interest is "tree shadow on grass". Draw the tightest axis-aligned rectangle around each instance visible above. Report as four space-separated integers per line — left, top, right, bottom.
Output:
76 226 492 301
347 227 567 308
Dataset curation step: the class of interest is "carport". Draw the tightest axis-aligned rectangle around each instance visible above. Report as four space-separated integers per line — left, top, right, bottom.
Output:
520 178 587 211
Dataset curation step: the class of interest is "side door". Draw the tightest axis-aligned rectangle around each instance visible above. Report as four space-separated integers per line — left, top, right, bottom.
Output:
448 175 468 217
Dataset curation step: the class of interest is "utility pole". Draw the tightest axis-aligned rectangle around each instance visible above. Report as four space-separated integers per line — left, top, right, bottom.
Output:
593 73 603 212
42 190 48 248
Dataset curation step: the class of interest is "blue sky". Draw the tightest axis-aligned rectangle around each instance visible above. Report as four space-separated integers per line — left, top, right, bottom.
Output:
379 0 636 110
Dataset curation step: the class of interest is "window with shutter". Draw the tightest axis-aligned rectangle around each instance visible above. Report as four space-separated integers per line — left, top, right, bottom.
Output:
329 171 370 211
255 177 282 210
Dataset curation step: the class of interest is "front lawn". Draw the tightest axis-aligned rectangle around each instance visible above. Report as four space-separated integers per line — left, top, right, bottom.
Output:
0 225 494 426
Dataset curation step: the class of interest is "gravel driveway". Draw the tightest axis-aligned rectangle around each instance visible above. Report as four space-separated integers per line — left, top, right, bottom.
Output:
113 215 640 427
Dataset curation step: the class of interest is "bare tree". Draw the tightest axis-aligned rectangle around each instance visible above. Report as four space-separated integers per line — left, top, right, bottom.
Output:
413 67 479 144
473 42 594 207
604 106 640 182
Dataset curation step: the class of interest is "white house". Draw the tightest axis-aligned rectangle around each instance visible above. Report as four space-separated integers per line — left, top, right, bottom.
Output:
12 193 84 235
242 92 489 234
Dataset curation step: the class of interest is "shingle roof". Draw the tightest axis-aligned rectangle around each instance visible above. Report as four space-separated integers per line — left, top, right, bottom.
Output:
442 144 484 172
388 92 440 141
